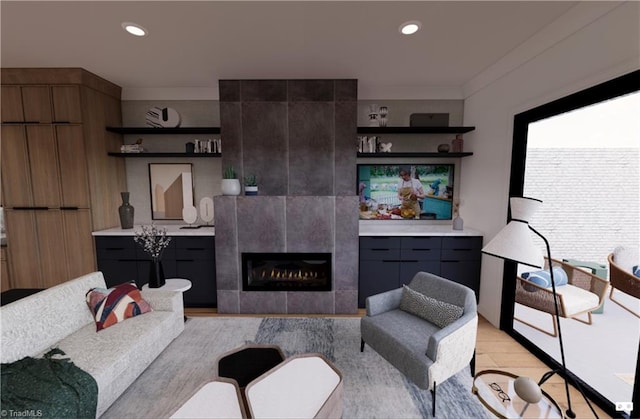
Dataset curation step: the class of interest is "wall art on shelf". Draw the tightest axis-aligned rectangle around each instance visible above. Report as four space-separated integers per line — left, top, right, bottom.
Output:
148 163 194 220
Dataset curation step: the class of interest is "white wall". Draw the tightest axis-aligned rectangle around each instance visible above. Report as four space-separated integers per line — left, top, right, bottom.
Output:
462 2 640 326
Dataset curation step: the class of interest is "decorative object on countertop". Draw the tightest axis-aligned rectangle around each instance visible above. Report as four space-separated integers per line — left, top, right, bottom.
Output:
134 225 171 288
452 199 463 230
182 205 198 227
244 174 258 196
221 166 241 196
118 192 135 229
378 106 388 127
199 197 214 226
437 143 450 153
146 107 181 128
452 134 464 152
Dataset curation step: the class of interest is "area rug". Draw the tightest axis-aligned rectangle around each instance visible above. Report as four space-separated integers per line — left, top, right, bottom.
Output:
101 317 490 418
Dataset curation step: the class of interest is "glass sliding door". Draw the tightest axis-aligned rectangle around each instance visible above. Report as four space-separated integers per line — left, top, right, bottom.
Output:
505 70 640 417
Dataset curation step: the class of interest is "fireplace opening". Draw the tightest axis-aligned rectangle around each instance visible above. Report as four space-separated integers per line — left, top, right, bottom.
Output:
242 253 332 292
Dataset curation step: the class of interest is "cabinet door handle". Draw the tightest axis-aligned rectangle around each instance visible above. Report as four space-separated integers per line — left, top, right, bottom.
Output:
441 260 460 263
371 248 391 251
382 260 403 263
411 248 432 251
13 206 49 210
401 260 419 263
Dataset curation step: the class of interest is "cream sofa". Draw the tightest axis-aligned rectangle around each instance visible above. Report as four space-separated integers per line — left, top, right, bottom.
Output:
1 271 185 417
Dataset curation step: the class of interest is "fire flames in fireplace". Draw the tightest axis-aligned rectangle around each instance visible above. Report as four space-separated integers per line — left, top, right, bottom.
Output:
242 253 331 291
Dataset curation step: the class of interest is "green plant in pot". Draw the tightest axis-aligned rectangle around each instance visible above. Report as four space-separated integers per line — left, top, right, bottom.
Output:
244 174 258 196
221 165 241 196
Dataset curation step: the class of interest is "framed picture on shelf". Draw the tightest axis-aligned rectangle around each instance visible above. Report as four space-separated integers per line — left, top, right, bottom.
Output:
148 163 194 220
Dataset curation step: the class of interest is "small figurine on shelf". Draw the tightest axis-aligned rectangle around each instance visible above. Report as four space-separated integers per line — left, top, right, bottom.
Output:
368 104 379 127
378 106 388 127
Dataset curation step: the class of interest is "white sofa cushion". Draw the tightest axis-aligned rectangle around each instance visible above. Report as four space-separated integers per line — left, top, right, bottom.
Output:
54 308 183 417
1 272 105 364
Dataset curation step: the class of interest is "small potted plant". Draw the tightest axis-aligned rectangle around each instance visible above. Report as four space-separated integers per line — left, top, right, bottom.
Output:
221 165 241 196
244 174 258 196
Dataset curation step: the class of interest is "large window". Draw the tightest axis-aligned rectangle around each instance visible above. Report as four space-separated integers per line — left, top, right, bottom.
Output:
506 70 639 417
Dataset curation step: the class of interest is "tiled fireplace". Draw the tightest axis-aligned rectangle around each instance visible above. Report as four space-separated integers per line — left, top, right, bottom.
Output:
214 79 359 314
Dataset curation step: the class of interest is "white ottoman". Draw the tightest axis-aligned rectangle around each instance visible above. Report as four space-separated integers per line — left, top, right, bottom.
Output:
245 353 343 419
170 379 246 419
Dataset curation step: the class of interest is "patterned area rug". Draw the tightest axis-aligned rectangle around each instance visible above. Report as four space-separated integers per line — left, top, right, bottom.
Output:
102 317 490 418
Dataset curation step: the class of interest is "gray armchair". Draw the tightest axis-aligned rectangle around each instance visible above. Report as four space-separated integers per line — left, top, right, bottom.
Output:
360 272 478 417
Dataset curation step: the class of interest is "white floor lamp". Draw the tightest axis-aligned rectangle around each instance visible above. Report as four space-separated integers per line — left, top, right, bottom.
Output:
481 196 599 418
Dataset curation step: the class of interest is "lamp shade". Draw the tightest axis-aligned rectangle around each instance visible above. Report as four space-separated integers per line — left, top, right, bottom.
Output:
481 197 544 268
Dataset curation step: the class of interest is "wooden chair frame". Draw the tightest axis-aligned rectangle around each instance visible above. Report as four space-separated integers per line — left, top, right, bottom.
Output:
608 253 640 318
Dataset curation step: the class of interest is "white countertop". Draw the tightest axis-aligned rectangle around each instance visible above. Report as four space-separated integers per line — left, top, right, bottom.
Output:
92 224 215 236
358 221 483 236
93 222 481 237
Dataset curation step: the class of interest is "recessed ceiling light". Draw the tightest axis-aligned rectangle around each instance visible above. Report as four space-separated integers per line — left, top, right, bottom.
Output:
122 22 148 37
399 21 421 35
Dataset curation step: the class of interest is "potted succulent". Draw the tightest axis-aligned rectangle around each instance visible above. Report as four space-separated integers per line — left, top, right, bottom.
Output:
244 174 258 196
221 165 241 196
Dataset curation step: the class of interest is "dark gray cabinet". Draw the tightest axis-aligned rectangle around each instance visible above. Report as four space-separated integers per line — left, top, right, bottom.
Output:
358 235 482 307
95 236 216 307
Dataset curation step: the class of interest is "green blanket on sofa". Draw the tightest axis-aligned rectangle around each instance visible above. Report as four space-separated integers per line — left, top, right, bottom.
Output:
1 348 97 419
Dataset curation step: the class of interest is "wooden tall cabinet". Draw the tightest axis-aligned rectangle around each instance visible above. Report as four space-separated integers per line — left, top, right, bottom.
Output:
1 68 126 289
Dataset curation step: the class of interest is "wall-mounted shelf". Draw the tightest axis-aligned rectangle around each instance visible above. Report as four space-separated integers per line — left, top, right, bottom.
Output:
357 126 475 134
357 152 473 158
108 152 221 158
106 126 220 135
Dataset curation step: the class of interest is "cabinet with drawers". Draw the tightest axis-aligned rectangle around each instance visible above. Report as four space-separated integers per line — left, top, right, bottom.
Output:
358 235 482 307
95 236 216 307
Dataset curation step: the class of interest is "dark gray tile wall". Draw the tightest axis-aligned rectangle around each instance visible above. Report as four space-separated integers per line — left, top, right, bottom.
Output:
216 79 359 314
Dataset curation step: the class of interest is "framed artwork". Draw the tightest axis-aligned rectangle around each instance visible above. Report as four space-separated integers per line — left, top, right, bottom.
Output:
148 163 194 220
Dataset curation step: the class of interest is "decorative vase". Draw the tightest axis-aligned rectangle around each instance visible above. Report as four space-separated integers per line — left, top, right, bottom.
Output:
149 259 165 288
453 215 464 230
245 186 258 196
221 179 241 196
118 192 134 229
452 134 464 152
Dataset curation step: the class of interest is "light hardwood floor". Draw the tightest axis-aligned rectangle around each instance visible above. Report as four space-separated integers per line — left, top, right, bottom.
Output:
185 308 608 418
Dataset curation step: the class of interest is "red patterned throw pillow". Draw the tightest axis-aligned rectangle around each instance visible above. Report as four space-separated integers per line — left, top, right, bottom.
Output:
86 282 152 331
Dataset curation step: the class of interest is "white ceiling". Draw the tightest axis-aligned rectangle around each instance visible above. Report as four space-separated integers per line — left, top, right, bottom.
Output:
1 1 611 100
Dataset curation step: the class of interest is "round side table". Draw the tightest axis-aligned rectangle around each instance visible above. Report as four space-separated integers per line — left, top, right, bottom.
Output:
142 278 192 293
472 369 562 418
142 278 192 321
